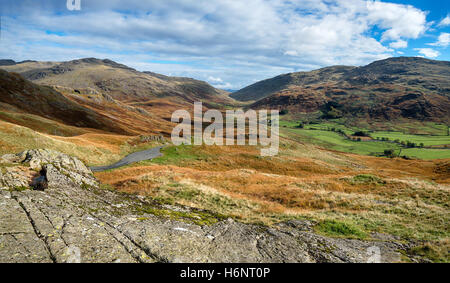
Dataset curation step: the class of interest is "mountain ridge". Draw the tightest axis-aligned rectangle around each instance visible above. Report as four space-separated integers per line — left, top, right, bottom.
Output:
0 58 231 105
233 57 450 123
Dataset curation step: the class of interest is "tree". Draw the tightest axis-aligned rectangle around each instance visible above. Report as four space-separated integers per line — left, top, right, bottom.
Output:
406 141 416 148
384 149 395 158
353 131 368 137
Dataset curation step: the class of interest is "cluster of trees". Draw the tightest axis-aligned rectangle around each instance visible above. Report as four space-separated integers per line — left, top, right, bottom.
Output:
383 149 396 158
327 127 345 135
353 131 369 137
383 149 412 160
375 137 424 148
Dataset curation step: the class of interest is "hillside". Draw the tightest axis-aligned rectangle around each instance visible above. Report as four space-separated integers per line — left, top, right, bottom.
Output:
232 65 355 102
233 57 450 123
0 69 182 137
0 58 232 105
0 70 131 135
0 58 237 136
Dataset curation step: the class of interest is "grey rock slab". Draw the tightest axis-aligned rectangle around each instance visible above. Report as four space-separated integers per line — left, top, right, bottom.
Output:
0 191 52 263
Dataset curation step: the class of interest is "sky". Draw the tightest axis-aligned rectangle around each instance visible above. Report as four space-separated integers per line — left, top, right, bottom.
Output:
1 0 449 90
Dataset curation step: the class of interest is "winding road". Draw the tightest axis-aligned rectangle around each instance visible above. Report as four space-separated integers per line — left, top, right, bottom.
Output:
90 146 164 172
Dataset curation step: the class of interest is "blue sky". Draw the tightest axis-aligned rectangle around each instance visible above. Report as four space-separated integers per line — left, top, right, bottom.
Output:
1 0 449 89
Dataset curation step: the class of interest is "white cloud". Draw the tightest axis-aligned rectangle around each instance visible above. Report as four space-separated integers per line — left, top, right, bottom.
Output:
366 1 428 41
212 82 233 89
389 40 408 49
284 50 298 56
438 14 450 27
207 76 223 83
415 48 440 58
429 33 450 47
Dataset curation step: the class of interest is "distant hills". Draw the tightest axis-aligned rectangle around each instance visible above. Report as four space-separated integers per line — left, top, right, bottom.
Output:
232 57 450 123
0 58 231 105
0 59 37 66
0 61 213 136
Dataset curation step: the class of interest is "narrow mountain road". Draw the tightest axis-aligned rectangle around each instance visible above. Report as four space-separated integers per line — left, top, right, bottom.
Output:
90 146 163 172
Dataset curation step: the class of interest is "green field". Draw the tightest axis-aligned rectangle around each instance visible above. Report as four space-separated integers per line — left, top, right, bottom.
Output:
401 148 450 160
280 119 450 160
283 117 449 135
371 131 450 146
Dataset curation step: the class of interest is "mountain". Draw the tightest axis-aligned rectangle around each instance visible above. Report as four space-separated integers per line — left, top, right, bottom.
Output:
233 57 450 122
0 69 177 136
0 69 129 134
0 60 18 66
0 58 231 105
231 65 355 102
0 59 37 66
222 89 237 93
0 58 236 135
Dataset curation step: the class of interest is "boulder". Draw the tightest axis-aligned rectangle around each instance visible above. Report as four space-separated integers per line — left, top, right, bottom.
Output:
0 149 97 190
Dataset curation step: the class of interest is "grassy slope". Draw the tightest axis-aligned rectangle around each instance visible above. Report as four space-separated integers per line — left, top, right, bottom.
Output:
0 120 164 166
95 142 449 262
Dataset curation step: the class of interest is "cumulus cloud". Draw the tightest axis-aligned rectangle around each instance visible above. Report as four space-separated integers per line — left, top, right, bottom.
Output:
0 0 433 88
429 33 450 47
366 1 427 41
207 76 223 83
438 14 450 27
415 48 440 58
389 40 408 49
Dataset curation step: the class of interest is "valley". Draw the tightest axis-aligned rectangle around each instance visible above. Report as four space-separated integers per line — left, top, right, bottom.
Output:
0 57 449 263
279 119 450 159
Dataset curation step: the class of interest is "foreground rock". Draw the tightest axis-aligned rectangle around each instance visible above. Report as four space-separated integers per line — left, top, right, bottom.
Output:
1 149 410 263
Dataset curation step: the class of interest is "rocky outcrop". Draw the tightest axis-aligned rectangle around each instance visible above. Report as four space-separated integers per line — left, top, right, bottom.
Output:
0 149 410 263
